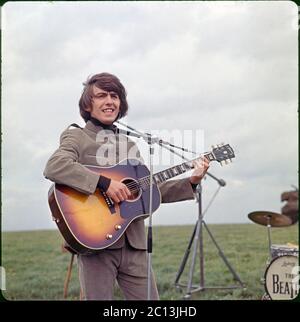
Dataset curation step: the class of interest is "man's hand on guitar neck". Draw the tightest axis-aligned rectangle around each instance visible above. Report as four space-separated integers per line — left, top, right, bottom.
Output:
106 179 132 203
189 157 210 185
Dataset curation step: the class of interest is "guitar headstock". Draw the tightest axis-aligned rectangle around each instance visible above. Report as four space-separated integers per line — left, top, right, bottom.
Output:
209 143 235 165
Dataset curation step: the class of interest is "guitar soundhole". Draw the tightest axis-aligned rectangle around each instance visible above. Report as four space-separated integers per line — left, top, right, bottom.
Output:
122 178 141 201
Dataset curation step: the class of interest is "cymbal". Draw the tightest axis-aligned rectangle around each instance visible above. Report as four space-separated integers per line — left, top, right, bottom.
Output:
248 211 292 227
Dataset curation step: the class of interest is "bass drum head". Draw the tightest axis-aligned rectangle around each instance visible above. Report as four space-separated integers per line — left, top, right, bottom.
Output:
264 255 299 300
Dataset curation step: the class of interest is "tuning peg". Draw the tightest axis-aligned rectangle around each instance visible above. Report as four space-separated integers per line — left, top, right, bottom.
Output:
230 158 233 162
225 160 229 165
220 161 223 166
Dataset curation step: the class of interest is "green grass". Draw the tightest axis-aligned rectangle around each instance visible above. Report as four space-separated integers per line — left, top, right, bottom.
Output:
1 224 298 300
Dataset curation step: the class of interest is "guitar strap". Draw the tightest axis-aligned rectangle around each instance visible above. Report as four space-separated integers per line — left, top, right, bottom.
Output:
68 123 83 129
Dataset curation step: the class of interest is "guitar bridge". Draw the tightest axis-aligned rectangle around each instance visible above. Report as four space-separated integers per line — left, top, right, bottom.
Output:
101 191 116 214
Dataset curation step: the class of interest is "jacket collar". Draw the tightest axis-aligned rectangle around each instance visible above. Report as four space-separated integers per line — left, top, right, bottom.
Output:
85 119 117 134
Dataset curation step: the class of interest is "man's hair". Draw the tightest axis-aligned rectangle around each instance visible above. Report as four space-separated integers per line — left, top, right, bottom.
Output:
79 73 129 122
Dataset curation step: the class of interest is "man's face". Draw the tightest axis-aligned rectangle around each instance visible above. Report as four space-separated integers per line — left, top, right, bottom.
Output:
87 85 120 125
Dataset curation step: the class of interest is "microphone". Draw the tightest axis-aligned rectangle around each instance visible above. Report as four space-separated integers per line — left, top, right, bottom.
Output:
218 179 226 187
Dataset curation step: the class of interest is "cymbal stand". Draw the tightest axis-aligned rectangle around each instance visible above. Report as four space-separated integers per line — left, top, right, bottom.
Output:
266 215 273 260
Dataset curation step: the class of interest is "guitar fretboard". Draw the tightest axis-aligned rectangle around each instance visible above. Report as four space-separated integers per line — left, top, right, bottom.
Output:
138 152 215 189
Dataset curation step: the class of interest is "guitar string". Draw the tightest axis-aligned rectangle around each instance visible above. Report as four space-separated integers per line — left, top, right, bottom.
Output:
123 162 194 191
135 153 221 186
108 150 228 192
124 170 189 192
120 153 217 190
134 163 193 185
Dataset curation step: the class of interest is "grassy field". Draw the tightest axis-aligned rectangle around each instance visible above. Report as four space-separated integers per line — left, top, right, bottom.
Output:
1 224 298 300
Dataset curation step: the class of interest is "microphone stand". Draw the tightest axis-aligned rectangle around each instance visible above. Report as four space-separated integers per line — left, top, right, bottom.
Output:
142 133 245 296
115 121 160 300
115 121 195 300
173 170 245 298
115 121 244 299
146 141 244 295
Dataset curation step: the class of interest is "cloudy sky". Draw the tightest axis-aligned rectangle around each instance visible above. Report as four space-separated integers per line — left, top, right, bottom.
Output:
1 1 298 231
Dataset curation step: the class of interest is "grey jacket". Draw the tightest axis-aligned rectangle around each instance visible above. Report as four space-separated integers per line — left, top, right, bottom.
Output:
44 120 195 250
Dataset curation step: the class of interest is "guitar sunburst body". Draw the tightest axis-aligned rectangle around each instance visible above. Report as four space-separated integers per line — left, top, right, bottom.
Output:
49 159 161 254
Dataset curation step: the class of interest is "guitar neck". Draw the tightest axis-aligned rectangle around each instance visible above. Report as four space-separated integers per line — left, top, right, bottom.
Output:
138 151 215 187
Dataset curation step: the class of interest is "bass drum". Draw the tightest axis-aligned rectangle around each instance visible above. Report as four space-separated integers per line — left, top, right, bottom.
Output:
264 255 299 300
271 244 298 259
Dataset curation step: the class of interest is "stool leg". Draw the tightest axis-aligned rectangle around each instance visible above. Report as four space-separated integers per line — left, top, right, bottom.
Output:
63 254 74 299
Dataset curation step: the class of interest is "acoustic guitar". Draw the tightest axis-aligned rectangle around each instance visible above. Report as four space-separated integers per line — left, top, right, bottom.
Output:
48 144 235 254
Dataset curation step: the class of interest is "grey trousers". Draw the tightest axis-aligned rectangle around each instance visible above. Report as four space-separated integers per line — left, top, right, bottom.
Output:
78 241 159 300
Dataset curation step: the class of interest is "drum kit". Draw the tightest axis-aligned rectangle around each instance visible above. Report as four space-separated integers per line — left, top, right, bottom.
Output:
248 211 299 300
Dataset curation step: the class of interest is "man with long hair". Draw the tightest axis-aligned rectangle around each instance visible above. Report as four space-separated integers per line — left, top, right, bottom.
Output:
44 72 209 300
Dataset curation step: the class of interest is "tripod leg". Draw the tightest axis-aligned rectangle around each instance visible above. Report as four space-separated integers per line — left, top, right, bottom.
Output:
185 220 202 297
199 218 204 289
174 222 197 286
203 221 244 286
